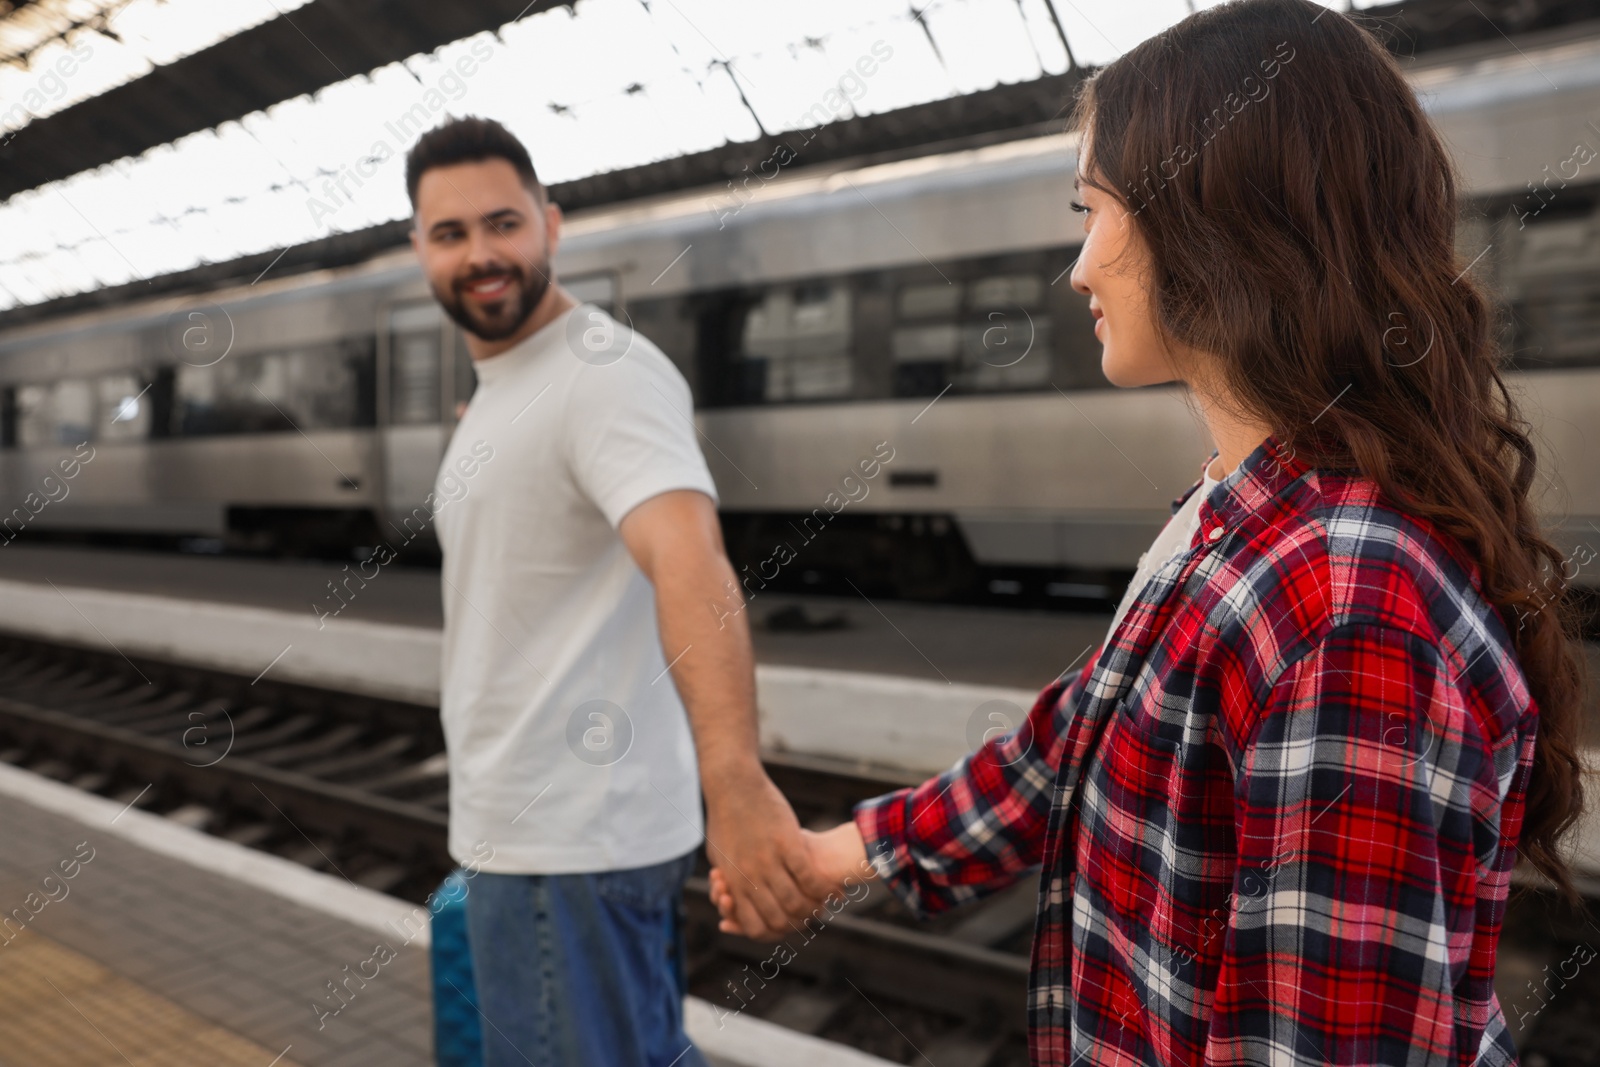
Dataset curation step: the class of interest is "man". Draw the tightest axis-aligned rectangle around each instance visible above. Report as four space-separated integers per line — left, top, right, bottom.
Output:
405 116 812 1066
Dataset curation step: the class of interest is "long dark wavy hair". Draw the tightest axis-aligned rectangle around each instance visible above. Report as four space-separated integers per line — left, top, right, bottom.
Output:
1072 0 1586 894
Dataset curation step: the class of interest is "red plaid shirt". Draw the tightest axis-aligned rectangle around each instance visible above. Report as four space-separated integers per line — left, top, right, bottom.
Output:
855 436 1534 1066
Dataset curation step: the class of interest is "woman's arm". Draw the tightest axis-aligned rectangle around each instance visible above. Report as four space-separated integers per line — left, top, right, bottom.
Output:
1210 621 1527 1067
712 662 1093 938
716 668 1100 940
849 662 1091 919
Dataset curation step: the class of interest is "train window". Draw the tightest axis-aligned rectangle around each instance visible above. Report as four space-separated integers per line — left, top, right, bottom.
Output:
54 381 95 441
889 322 954 397
892 324 960 360
13 385 50 446
1504 213 1600 369
891 271 1056 396
388 304 442 425
98 373 152 442
627 296 699 394
964 272 1050 390
674 247 1100 408
898 283 961 319
970 274 1043 310
175 338 376 436
8 372 163 446
737 283 853 402
14 380 95 447
961 317 1054 389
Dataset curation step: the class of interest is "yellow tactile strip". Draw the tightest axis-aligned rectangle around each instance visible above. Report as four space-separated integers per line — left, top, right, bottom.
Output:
0 929 306 1067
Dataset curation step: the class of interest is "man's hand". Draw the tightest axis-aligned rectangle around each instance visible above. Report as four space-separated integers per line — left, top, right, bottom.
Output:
711 821 875 940
703 762 817 938
617 491 819 934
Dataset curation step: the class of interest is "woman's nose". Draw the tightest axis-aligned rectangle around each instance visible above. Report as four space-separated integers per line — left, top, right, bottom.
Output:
1068 247 1091 297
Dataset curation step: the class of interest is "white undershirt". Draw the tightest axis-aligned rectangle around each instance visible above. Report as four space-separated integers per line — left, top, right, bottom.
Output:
1103 461 1223 647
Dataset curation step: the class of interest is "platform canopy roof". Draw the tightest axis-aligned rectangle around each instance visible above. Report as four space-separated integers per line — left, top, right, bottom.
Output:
0 0 312 126
0 0 1586 320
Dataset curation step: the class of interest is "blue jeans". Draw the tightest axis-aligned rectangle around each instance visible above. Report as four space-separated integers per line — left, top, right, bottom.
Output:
462 851 707 1067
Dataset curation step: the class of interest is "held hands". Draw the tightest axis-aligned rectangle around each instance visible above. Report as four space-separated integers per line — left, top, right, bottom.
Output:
701 763 821 937
709 820 875 940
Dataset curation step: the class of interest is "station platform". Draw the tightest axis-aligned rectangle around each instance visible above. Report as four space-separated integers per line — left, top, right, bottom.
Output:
0 760 895 1067
0 761 429 1066
0 544 1100 690
0 544 1106 778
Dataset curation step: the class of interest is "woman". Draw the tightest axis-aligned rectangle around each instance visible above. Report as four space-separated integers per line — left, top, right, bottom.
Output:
713 0 1589 1063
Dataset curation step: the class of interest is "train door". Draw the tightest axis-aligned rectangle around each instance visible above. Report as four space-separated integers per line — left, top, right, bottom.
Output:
377 301 450 544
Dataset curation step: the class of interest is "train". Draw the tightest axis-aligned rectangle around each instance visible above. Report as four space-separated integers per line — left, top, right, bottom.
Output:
1 29 1597 603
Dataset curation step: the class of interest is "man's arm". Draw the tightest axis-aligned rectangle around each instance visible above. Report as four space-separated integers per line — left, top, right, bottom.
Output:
618 488 816 933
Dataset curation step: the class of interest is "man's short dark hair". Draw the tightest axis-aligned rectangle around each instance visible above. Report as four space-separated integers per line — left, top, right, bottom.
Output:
404 116 544 208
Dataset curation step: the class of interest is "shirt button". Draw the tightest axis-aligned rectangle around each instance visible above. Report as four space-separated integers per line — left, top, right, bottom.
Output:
1207 527 1224 542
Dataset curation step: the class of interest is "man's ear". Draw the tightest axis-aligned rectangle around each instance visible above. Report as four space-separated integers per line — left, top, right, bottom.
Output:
544 199 564 258
408 225 421 256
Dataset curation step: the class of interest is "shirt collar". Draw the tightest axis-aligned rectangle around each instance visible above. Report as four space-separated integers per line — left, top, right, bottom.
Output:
1191 434 1311 544
467 304 581 388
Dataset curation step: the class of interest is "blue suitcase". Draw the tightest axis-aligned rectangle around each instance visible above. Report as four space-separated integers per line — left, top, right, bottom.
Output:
430 869 484 1066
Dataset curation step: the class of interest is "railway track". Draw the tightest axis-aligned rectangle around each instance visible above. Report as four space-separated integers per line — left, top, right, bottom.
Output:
5 631 1596 1067
0 632 1033 1065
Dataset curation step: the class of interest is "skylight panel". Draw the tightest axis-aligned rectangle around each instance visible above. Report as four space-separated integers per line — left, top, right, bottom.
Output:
0 0 1381 314
0 0 314 133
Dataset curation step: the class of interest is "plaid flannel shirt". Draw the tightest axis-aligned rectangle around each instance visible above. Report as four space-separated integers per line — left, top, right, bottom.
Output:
855 436 1534 1067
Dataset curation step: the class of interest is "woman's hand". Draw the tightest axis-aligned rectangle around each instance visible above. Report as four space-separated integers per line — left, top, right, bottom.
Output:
710 821 876 940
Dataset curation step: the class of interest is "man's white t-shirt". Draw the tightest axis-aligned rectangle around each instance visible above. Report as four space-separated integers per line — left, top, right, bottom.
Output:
431 304 718 874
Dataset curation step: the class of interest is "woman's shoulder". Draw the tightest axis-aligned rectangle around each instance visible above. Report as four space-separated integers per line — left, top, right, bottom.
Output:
1206 463 1518 700
1297 467 1489 626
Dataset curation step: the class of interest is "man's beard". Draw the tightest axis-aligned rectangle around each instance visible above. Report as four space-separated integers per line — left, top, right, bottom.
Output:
436 257 552 342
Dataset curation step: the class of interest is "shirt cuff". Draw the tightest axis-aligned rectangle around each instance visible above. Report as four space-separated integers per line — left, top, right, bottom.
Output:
853 788 914 885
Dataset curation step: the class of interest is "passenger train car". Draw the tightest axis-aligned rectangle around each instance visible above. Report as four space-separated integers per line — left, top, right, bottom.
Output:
1 31 1598 601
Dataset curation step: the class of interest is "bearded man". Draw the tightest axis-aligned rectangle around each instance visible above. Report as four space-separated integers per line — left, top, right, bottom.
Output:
404 116 812 1067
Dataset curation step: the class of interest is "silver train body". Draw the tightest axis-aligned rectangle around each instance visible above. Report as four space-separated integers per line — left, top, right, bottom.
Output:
1 32 1597 595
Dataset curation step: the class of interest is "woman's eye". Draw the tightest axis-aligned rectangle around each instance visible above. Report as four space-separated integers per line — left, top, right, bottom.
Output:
1070 200 1089 215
